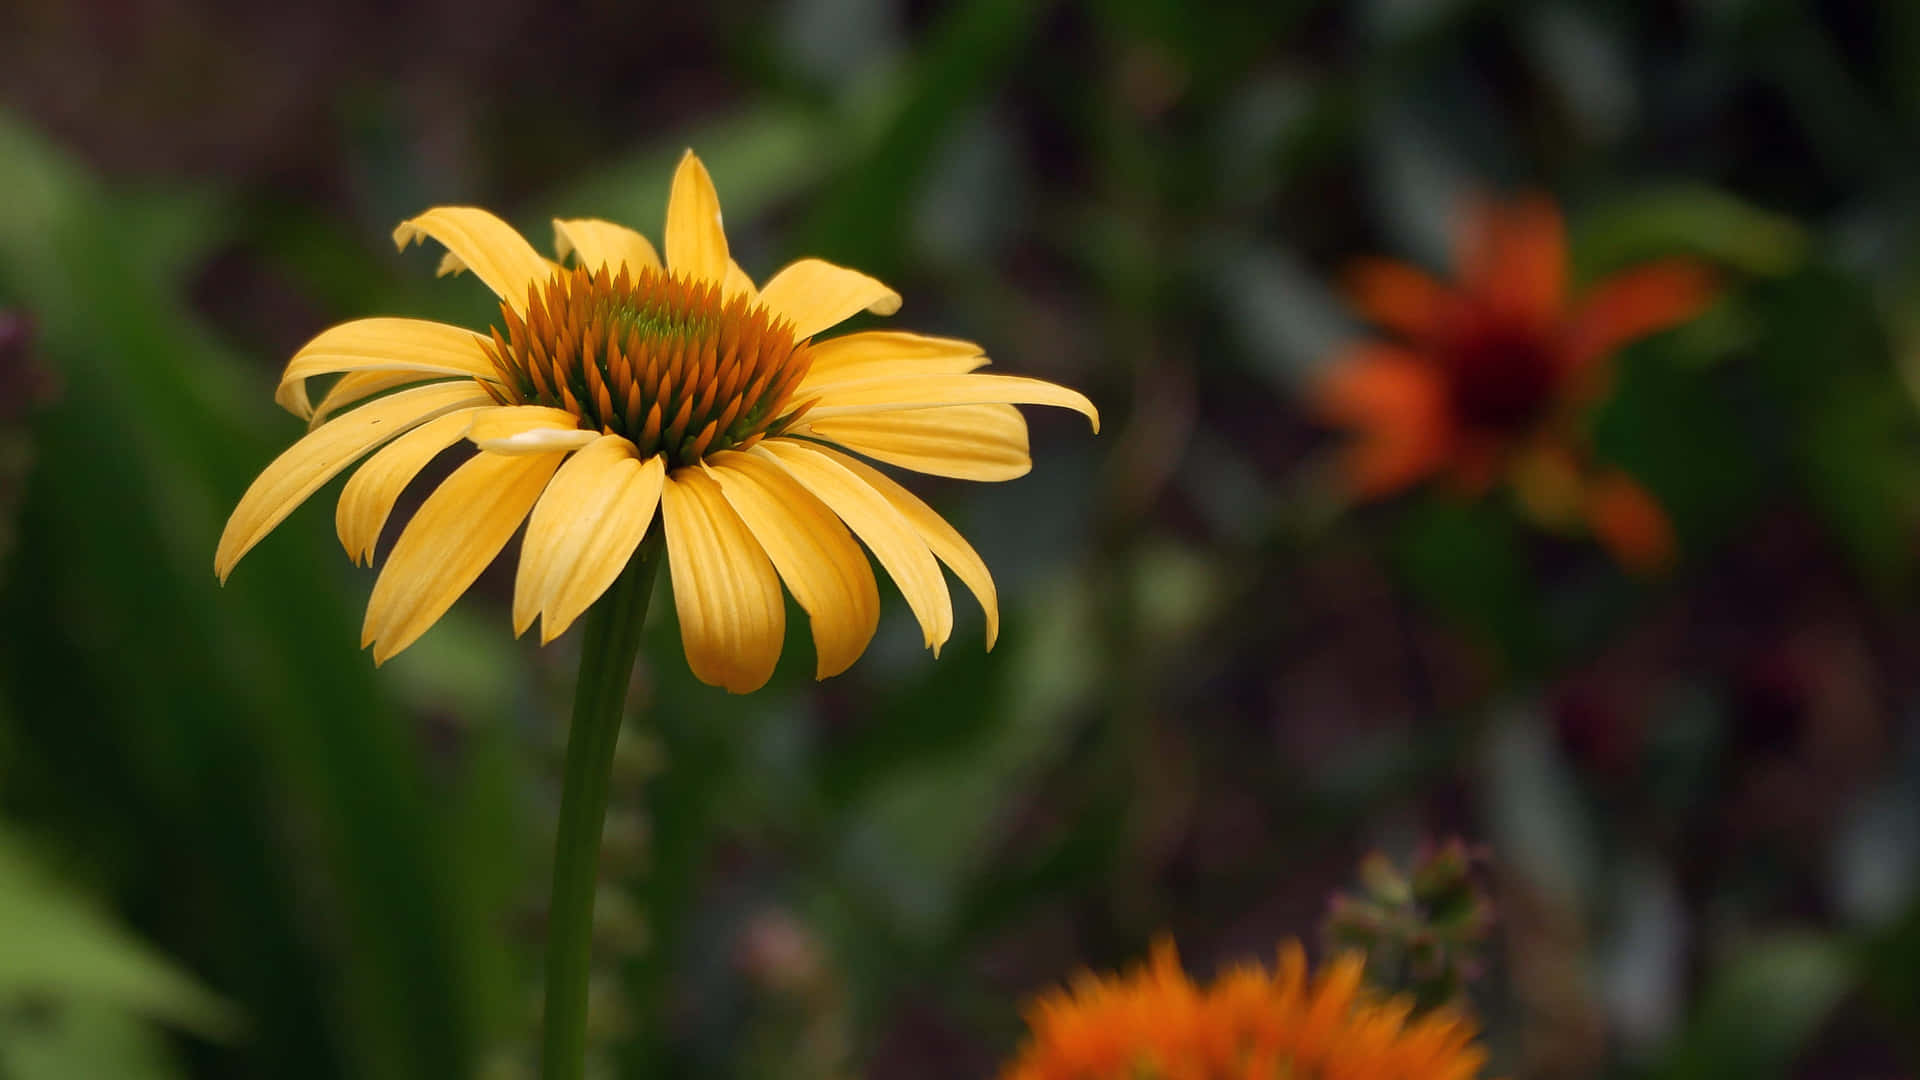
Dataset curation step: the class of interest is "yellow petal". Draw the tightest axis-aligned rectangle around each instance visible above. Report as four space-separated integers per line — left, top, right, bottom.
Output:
663 150 729 285
275 317 499 419
537 451 667 642
334 409 482 565
802 373 1099 432
803 404 1031 482
798 330 987 390
756 258 902 339
216 382 493 582
706 452 879 679
393 207 556 312
464 405 595 454
659 468 786 693
723 260 758 304
309 369 453 430
362 449 567 663
754 439 953 652
514 436 666 642
552 218 662 276
800 444 1000 649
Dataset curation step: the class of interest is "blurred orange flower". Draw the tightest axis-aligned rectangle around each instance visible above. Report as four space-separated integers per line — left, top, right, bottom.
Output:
1000 939 1487 1080
1314 195 1712 572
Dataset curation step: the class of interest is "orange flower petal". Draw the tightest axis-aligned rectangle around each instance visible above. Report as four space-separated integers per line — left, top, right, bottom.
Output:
1343 257 1455 343
1314 345 1453 498
1585 469 1676 575
1563 260 1717 376
998 937 1487 1080
1459 194 1566 331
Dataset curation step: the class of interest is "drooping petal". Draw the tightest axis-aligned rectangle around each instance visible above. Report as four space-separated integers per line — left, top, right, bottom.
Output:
802 404 1030 481
723 260 758 304
799 444 1000 649
1585 469 1677 576
663 150 729 285
551 218 662 276
706 451 879 679
1562 260 1716 377
1312 344 1453 498
797 330 987 391
800 373 1099 432
464 405 597 454
514 436 666 642
275 317 499 419
659 468 786 693
335 409 482 565
755 439 953 652
361 448 567 663
1342 257 1456 344
755 258 903 340
1459 195 1566 330
216 382 493 581
392 207 556 313
308 369 459 430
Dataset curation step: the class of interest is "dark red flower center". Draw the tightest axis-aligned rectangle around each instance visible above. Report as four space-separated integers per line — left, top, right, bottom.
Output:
1440 323 1562 435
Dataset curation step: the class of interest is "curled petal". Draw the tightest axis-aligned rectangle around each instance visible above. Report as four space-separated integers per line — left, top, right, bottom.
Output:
392 207 556 313
275 317 498 419
756 258 902 340
465 406 595 454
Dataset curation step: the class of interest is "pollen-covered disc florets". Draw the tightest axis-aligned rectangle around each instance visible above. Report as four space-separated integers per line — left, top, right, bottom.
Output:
484 264 814 467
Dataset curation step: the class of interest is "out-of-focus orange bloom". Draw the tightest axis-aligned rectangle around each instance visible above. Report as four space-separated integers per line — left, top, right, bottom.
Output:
1000 938 1487 1080
1315 195 1712 571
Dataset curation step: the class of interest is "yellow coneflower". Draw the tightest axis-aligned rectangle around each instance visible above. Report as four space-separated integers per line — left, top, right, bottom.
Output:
215 150 1097 692
1001 939 1487 1080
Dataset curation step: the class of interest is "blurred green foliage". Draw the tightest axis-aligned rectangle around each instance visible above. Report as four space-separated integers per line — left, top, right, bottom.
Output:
2 0 1920 1077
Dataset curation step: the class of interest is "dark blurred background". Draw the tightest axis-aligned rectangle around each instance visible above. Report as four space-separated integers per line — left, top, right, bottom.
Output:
5 0 1920 1076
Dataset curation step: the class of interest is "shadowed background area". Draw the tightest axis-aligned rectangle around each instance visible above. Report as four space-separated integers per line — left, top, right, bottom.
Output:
4 0 1920 1076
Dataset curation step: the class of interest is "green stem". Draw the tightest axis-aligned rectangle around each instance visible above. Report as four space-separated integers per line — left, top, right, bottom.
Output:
542 533 663 1080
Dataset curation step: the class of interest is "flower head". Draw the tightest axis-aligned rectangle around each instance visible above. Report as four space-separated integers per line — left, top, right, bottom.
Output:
1001 938 1487 1080
216 151 1097 691
1315 195 1711 571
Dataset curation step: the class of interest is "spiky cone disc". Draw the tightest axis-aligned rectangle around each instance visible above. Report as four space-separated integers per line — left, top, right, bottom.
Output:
486 264 815 466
